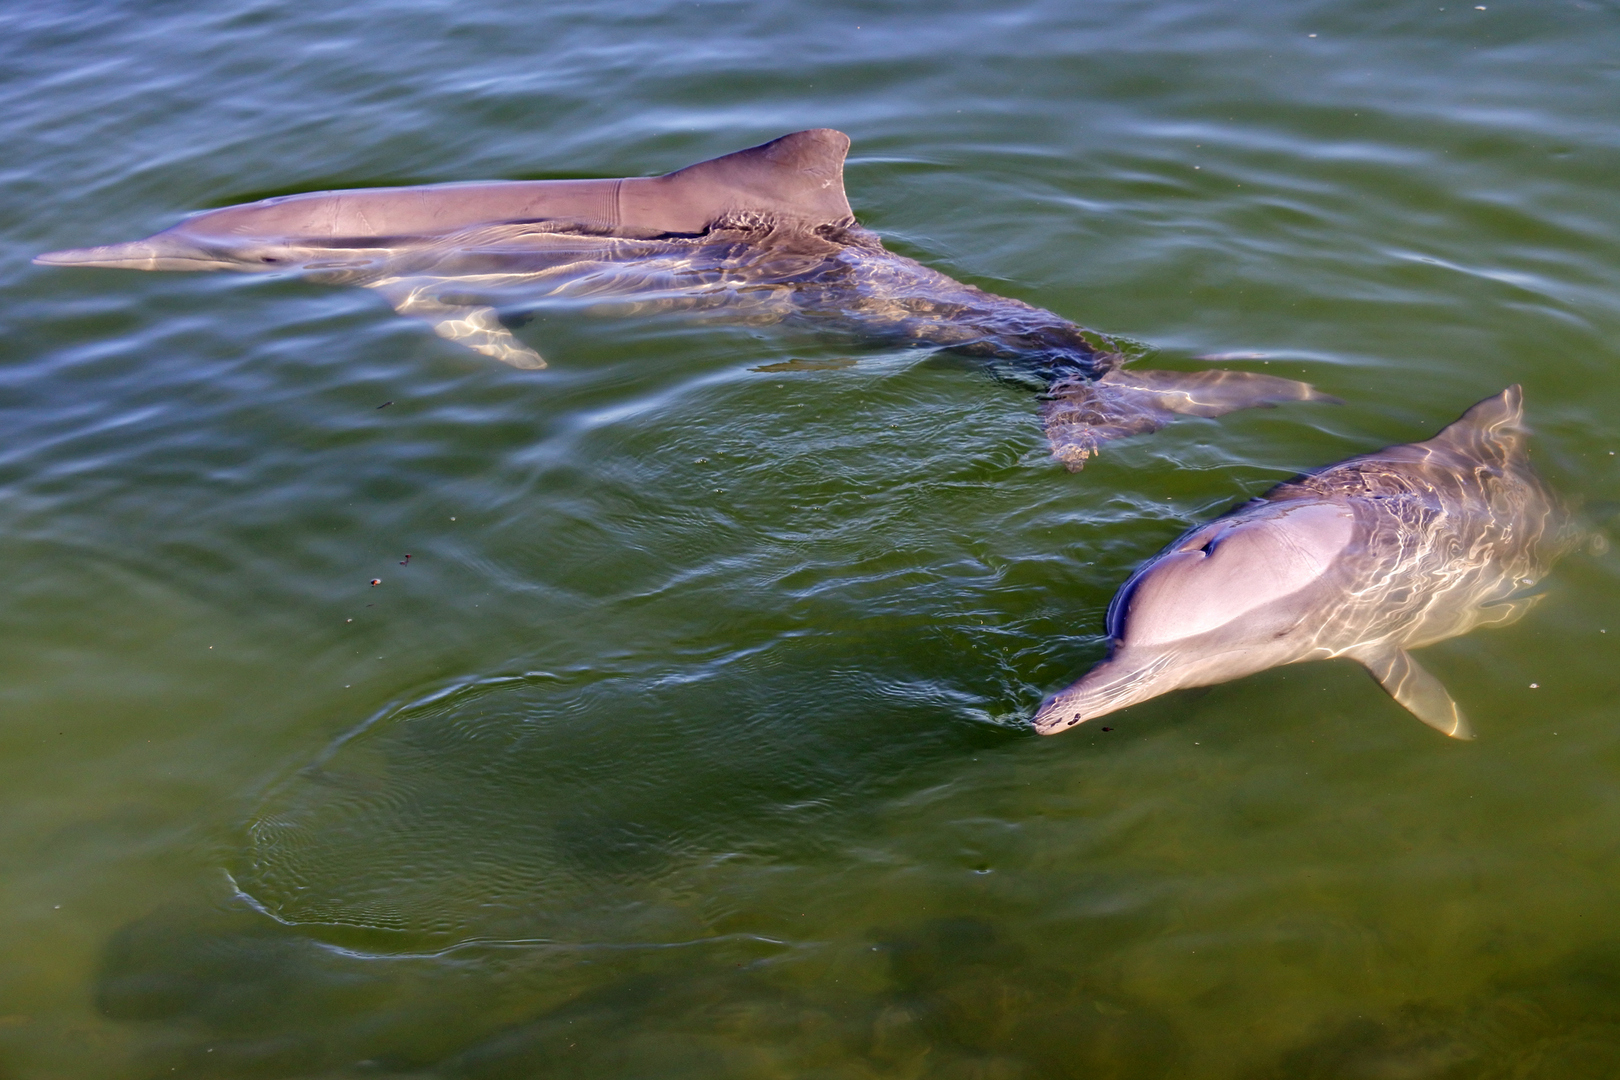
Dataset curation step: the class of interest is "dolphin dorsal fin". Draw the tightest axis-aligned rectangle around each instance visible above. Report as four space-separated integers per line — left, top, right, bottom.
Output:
1423 384 1526 468
620 129 854 233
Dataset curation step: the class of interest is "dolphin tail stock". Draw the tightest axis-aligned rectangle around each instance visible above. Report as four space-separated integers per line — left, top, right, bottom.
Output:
1038 366 1337 471
380 286 546 369
1350 645 1475 740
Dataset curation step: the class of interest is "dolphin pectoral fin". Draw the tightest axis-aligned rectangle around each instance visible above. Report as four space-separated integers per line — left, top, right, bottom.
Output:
1476 592 1545 628
384 291 546 369
1039 368 1334 471
1352 647 1475 740
428 305 548 369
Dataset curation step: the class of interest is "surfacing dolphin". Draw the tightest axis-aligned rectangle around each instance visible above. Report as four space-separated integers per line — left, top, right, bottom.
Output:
35 130 1332 469
1033 386 1577 738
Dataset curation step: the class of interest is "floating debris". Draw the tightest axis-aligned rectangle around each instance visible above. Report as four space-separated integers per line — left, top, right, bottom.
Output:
751 356 857 373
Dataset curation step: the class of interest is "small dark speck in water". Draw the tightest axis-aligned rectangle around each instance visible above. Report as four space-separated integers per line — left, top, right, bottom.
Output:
1102 727 1113 732
752 357 857 373
376 401 392 409
399 554 411 565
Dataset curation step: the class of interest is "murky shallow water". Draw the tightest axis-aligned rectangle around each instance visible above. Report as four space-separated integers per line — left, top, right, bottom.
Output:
5 0 1620 1077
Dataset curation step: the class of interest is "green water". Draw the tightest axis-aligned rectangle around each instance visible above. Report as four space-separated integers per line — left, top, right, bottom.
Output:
5 1 1620 1076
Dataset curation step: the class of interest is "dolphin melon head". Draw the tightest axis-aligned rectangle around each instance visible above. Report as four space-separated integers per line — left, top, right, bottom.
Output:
1033 500 1356 733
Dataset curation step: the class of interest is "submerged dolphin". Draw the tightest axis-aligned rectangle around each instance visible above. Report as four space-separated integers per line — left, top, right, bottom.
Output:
35 130 1331 468
1033 386 1576 738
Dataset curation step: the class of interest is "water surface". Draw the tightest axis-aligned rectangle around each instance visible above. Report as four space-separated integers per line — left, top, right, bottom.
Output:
4 1 1620 1077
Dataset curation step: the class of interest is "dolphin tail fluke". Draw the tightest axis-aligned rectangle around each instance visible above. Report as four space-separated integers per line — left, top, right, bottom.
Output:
1352 646 1475 740
383 289 546 369
1039 367 1336 471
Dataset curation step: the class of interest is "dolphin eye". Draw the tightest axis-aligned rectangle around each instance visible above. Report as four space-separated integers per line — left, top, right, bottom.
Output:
261 256 281 263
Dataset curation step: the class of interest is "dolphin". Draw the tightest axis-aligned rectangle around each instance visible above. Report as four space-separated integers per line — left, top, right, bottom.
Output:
1032 386 1576 738
35 129 1332 468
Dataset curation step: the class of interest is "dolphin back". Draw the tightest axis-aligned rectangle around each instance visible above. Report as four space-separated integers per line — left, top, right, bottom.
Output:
33 129 857 272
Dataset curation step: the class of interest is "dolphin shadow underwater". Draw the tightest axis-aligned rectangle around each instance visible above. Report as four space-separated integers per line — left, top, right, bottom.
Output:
1033 386 1579 739
35 129 1334 469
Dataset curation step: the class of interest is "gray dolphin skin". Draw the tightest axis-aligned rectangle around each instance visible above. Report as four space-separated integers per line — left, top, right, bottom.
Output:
1033 386 1576 738
34 129 1332 468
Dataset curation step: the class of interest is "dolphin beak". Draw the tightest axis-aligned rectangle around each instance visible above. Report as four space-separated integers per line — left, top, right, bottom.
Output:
33 236 239 272
1031 649 1177 734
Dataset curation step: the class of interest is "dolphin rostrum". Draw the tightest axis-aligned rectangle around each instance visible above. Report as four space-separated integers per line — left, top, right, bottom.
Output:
1033 386 1576 737
35 129 1333 468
